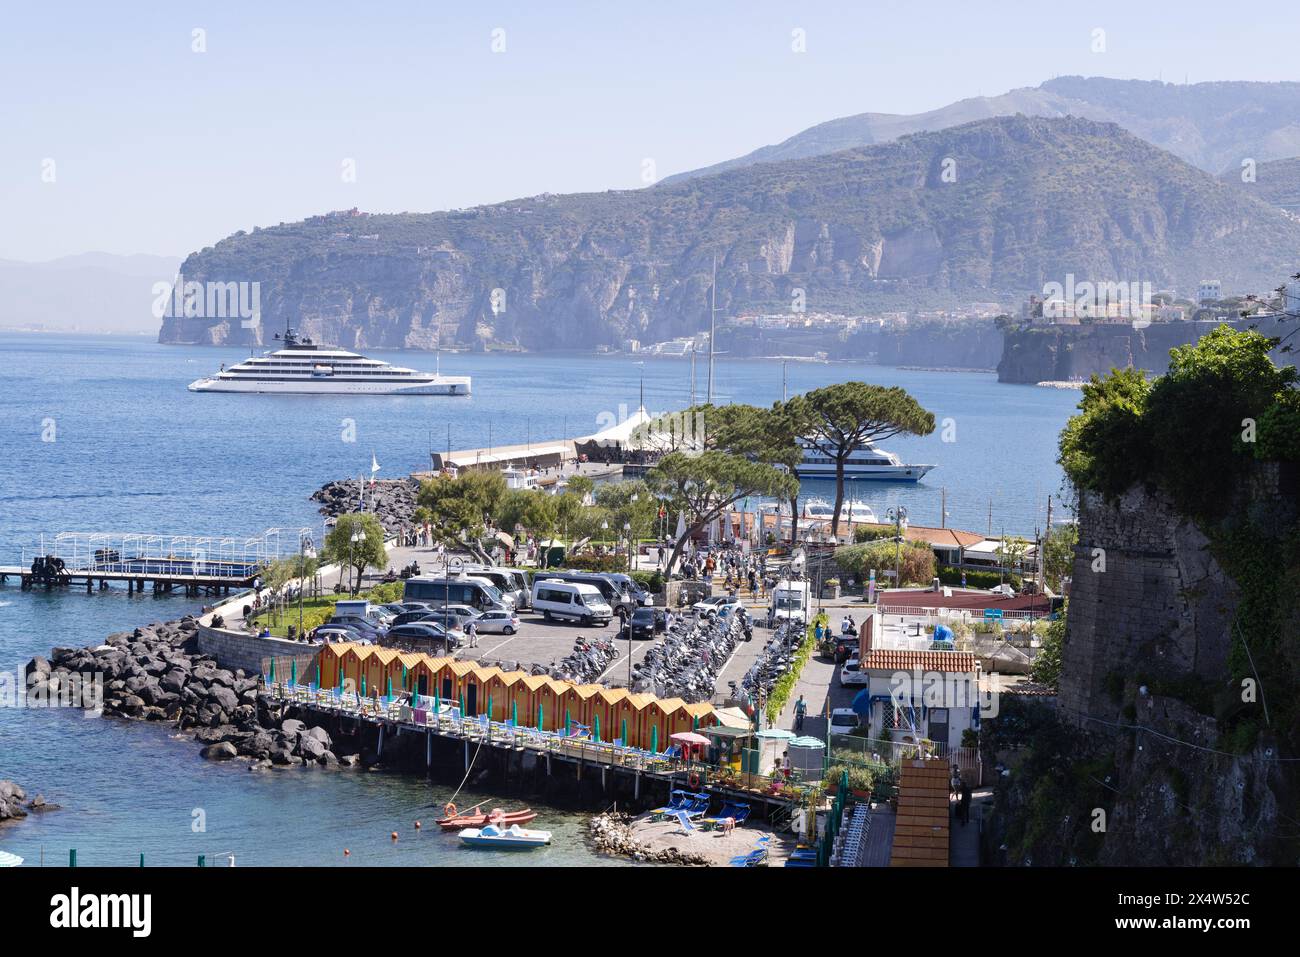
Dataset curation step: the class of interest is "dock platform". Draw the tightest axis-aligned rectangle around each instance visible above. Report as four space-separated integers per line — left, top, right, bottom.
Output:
263 682 808 816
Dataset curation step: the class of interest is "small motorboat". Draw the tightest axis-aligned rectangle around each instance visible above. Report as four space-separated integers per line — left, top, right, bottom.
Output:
459 823 552 849
436 807 536 831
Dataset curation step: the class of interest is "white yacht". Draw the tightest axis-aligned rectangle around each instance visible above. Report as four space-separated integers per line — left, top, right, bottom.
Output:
794 438 933 482
188 328 471 395
801 498 878 524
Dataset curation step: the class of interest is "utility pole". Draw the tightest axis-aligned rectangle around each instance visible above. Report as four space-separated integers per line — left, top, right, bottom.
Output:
941 487 946 529
987 498 993 537
1042 494 1053 592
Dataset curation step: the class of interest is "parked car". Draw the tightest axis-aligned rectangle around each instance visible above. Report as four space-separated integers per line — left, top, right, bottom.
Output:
839 657 869 688
415 610 478 632
313 625 363 645
473 609 520 635
627 606 667 640
379 602 409 618
829 708 860 736
834 636 859 664
693 596 742 620
388 622 462 649
328 615 386 642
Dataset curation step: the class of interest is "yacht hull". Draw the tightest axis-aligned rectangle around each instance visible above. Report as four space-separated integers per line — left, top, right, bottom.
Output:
794 463 933 482
188 376 471 395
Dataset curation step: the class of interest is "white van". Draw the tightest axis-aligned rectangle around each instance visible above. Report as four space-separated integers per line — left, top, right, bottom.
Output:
531 579 613 626
768 579 811 625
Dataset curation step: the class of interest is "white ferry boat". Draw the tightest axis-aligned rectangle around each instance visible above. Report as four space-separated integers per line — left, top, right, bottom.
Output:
188 328 471 395
794 438 933 482
801 498 878 524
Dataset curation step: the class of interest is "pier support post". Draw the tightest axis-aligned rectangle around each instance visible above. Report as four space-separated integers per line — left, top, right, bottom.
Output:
426 729 432 768
464 738 470 772
635 770 641 800
378 724 384 757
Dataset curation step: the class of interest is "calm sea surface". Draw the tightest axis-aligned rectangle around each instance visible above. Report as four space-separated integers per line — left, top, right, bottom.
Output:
0 333 1079 865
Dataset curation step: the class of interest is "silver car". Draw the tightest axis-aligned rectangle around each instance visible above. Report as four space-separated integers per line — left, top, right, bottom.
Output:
472 609 520 635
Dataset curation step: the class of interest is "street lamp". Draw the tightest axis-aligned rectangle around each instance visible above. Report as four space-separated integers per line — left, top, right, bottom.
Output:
348 529 365 596
886 505 909 589
298 533 315 638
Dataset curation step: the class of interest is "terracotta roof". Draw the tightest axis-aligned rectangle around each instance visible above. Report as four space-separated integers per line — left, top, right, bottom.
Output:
890 759 951 867
879 589 1051 614
862 650 976 674
857 523 984 549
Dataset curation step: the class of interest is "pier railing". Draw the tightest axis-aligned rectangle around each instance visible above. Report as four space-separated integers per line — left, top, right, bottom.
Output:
264 681 828 806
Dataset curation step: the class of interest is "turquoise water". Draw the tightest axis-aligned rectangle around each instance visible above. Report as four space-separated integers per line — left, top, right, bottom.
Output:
0 334 1079 865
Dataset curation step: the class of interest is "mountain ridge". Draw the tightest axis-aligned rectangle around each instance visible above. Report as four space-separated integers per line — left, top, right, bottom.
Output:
158 115 1300 351
662 76 1300 184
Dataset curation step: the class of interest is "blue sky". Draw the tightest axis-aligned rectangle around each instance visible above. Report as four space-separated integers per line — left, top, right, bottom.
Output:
4 0 1299 260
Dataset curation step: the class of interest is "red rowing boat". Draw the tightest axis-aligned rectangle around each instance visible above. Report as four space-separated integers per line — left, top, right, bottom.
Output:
436 808 536 831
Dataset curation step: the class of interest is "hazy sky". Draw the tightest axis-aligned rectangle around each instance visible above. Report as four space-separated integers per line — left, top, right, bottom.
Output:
5 0 1299 261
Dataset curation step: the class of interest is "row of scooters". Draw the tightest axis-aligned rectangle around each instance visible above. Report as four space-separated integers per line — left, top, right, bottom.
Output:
631 613 741 703
733 616 805 704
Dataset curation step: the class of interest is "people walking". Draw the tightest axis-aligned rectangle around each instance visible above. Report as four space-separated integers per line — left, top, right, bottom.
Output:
466 620 478 649
794 694 807 732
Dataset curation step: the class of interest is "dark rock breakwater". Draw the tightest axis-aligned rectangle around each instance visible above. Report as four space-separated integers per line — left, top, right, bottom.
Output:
25 617 355 771
311 478 419 536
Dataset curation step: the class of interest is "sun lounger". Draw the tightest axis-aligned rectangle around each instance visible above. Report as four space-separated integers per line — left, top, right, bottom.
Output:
671 810 697 833
650 789 693 819
728 848 768 867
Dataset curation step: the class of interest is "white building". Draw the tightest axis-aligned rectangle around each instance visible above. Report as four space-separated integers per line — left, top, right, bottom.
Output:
1197 280 1222 305
854 649 980 753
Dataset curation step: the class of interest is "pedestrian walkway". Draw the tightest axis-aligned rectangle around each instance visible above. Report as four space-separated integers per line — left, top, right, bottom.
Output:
949 789 989 866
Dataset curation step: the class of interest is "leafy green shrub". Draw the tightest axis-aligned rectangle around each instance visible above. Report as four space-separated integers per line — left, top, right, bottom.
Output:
836 539 935 586
937 565 1020 589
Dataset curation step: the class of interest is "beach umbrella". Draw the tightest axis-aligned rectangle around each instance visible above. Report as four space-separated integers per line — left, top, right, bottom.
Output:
459 692 466 719
268 658 276 684
693 713 699 730
386 676 392 699
511 700 518 727
593 714 601 742
537 702 544 731
565 708 571 736
651 725 658 754
402 664 408 690
337 664 344 690
487 693 493 722
360 673 366 696
851 688 872 717
290 659 297 685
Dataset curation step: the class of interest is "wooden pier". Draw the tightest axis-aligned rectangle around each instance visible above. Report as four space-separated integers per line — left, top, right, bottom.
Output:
0 563 254 595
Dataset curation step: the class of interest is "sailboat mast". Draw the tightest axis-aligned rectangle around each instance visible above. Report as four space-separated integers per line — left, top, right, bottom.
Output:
707 253 716 404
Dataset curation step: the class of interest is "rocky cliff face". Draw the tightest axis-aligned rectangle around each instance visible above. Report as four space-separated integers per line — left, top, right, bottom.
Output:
988 466 1299 866
159 116 1300 352
998 315 1299 383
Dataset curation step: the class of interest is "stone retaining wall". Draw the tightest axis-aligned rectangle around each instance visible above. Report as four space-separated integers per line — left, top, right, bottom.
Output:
196 625 320 681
